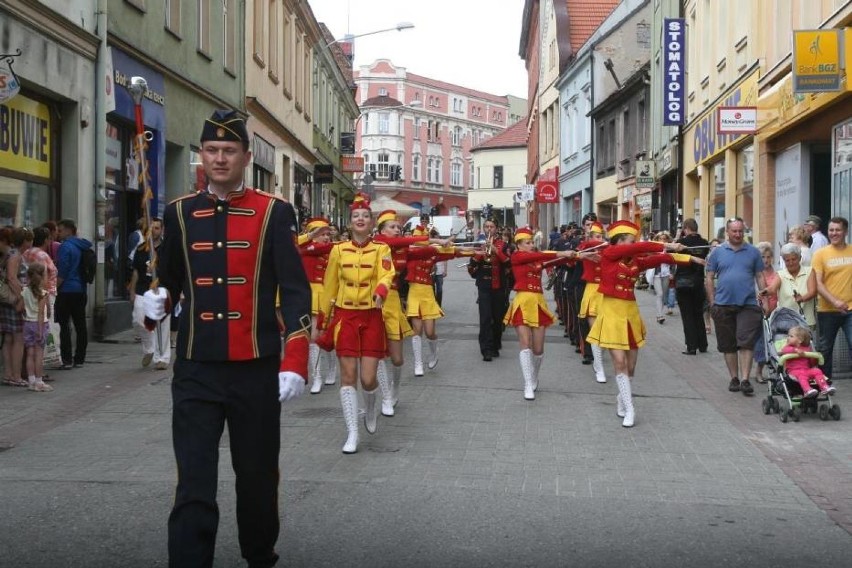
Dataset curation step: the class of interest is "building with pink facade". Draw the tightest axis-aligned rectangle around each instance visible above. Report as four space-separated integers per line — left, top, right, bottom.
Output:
355 60 515 215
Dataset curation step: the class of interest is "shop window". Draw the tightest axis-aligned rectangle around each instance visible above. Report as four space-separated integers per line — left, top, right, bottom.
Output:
712 161 727 240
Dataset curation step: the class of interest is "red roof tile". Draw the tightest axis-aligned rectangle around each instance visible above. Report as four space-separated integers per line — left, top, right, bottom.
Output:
472 119 529 151
566 0 620 54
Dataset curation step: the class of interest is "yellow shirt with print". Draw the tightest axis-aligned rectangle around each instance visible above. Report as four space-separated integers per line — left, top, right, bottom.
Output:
319 239 394 319
811 244 852 312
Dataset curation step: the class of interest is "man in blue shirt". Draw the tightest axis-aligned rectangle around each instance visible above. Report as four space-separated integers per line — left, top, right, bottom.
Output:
705 217 766 396
56 218 93 369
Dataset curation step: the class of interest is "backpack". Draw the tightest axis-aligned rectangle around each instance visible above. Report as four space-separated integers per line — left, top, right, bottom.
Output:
79 246 96 284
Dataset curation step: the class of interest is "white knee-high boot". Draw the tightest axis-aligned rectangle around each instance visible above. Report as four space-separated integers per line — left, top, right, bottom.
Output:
376 359 394 417
591 344 606 383
324 351 337 385
519 348 535 400
309 343 322 393
363 387 379 434
532 353 544 392
427 338 439 370
339 386 359 454
412 336 424 377
391 363 402 407
615 373 635 427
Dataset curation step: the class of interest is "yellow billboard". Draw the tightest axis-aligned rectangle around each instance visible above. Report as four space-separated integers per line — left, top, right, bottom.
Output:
0 95 51 178
793 29 843 93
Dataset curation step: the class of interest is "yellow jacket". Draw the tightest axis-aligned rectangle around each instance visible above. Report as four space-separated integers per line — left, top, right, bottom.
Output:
320 238 395 319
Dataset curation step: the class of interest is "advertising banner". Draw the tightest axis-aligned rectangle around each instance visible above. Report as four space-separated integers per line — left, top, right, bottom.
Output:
662 18 686 125
535 179 559 203
0 94 51 178
793 29 843 93
717 106 757 134
635 160 656 189
341 156 364 173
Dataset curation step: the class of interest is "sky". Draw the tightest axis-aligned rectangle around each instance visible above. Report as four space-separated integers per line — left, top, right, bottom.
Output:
307 0 529 98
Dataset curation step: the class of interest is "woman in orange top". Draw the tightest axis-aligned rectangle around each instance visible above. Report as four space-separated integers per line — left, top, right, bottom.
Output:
502 228 579 400
373 210 437 415
298 217 336 394
587 220 703 427
318 194 395 454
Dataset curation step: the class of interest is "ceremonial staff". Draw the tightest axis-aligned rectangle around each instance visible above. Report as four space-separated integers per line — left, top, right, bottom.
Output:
128 76 164 335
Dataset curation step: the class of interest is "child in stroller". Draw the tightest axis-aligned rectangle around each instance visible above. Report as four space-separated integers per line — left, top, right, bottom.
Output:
761 307 841 422
781 326 837 398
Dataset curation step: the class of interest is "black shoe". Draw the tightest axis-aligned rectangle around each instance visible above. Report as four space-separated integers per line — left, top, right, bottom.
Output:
482 353 492 362
492 350 500 358
698 348 708 353
582 358 593 365
73 362 84 368
682 350 697 355
740 379 754 396
728 377 741 392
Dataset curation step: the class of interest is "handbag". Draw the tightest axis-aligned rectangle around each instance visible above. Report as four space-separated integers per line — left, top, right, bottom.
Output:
0 277 15 305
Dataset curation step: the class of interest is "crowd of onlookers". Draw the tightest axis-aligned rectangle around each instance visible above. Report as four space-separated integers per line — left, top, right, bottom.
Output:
0 220 92 392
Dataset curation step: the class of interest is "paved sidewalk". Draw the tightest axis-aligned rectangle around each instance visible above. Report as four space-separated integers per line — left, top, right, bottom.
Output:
1 268 852 567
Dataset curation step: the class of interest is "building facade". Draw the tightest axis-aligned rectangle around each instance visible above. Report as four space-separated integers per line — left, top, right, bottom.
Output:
354 60 512 216
468 120 530 230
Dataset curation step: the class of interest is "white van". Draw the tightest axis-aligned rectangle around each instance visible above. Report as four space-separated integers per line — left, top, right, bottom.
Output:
402 215 467 239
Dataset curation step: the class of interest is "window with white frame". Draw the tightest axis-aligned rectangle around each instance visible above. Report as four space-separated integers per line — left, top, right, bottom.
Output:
434 158 442 183
427 158 434 182
223 0 235 72
362 113 370 135
379 87 387 96
197 0 210 54
378 153 390 179
469 162 475 188
413 118 421 139
451 160 462 187
451 126 462 146
412 154 420 181
165 0 181 34
378 112 389 134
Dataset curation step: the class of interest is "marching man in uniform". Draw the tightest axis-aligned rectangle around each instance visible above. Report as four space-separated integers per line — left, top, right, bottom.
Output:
145 109 311 567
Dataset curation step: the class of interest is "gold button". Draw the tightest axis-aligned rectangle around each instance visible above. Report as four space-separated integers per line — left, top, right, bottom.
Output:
216 277 223 284
217 206 223 212
216 313 224 320
216 241 223 248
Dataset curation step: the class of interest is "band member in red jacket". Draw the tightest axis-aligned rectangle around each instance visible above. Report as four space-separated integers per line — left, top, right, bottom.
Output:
373 209 433 415
587 220 703 427
298 217 336 393
405 225 474 376
151 109 311 567
503 228 579 400
577 221 607 382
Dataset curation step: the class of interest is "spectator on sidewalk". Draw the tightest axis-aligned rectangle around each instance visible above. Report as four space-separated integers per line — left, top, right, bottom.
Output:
811 216 852 379
41 221 61 261
769 243 817 330
129 218 169 370
56 219 92 369
23 227 58 304
785 225 812 267
0 227 26 387
705 217 766 397
754 242 779 380
646 231 674 324
22 262 52 392
674 218 709 355
804 215 829 253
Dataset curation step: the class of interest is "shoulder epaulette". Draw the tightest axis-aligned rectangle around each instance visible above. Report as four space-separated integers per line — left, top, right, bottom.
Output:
168 191 201 206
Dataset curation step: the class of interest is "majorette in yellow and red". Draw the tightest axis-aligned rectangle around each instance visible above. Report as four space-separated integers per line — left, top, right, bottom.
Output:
587 220 691 350
374 210 430 340
317 195 395 357
578 221 605 318
297 217 333 315
405 224 474 319
503 228 576 328
159 186 311 377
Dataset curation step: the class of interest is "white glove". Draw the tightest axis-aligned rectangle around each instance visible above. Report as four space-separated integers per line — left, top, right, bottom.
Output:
278 371 305 402
142 288 168 321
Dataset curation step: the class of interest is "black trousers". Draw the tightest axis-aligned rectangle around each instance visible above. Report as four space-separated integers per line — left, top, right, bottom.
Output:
676 286 709 352
477 285 506 355
168 356 281 568
574 282 592 360
55 291 87 365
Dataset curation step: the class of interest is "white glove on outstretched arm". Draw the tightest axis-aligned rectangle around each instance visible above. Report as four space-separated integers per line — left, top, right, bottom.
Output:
142 287 169 321
278 371 305 402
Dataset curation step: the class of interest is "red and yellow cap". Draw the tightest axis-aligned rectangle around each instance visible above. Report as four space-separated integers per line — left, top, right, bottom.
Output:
607 220 640 238
305 216 330 232
377 210 397 226
412 224 429 236
514 227 534 243
349 192 371 212
588 221 604 235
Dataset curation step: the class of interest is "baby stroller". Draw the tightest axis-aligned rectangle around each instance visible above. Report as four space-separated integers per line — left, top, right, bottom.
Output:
761 307 841 423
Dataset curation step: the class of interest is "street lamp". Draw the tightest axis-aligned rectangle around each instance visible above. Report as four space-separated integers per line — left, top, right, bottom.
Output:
327 22 415 47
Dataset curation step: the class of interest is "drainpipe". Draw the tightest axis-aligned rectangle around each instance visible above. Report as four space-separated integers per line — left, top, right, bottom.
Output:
93 0 107 339
588 45 596 219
